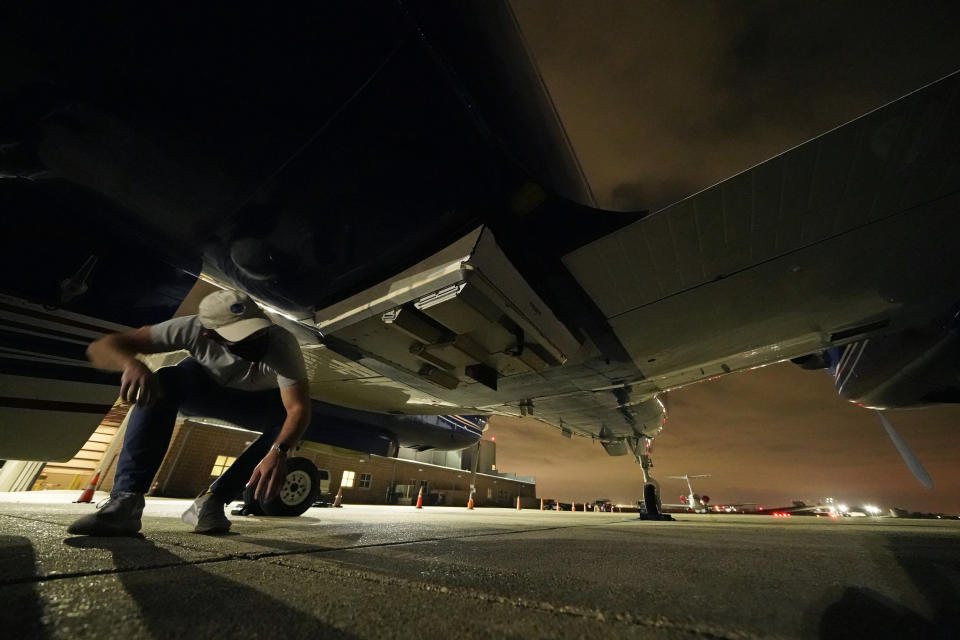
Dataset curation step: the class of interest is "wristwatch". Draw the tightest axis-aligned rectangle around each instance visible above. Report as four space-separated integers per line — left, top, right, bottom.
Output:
270 442 291 456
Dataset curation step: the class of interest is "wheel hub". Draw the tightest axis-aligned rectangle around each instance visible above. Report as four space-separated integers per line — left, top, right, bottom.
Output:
279 469 312 506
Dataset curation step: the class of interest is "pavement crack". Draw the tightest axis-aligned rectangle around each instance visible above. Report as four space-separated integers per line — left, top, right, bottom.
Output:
267 555 782 640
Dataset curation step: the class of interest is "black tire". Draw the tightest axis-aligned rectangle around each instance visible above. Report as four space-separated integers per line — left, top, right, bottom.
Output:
243 457 320 517
241 484 264 515
643 483 661 517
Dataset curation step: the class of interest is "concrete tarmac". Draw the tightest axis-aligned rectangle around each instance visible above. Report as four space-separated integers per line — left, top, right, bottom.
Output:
1 491 958 639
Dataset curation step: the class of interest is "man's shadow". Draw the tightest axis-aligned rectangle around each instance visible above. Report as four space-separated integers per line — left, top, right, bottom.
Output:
815 532 960 639
0 535 50 639
64 536 356 638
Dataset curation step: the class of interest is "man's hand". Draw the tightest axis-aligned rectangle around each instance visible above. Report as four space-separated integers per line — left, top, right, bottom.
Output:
247 450 288 502
120 359 158 405
87 327 161 404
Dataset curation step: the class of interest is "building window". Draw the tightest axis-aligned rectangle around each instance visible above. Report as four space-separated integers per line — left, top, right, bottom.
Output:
358 473 371 489
341 470 355 488
210 455 236 477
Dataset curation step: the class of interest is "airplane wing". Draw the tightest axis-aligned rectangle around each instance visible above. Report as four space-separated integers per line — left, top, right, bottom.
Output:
300 71 960 453
563 71 960 398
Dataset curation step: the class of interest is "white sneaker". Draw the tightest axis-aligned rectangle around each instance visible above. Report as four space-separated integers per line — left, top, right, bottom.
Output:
181 493 231 534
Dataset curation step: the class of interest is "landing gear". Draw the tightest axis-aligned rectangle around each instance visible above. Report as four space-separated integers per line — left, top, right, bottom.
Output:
629 437 674 521
233 457 321 517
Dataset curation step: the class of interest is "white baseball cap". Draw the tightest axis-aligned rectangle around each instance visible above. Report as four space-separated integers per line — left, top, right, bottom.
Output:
198 290 272 342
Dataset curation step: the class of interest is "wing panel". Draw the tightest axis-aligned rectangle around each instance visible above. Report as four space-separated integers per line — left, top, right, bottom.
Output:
667 200 705 288
565 72 960 384
643 214 686 309
720 172 754 270
750 154 786 263
693 186 725 280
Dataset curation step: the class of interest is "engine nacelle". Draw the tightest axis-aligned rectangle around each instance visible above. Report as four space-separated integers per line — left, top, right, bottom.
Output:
831 324 960 409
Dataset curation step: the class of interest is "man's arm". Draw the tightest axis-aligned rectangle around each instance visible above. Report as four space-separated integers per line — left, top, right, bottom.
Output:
246 381 312 502
87 326 162 404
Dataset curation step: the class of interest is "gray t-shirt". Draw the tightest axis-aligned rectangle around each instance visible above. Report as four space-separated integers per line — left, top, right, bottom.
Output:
150 316 308 391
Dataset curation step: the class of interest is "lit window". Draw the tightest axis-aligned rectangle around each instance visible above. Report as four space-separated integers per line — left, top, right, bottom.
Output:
358 473 372 489
210 455 236 477
491 464 496 471
341 470 355 488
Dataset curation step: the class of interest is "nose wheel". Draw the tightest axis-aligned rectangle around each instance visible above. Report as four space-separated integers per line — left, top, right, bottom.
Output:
236 456 320 517
638 482 672 520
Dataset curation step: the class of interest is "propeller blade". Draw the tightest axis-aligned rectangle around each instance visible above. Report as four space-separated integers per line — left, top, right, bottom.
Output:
877 411 934 489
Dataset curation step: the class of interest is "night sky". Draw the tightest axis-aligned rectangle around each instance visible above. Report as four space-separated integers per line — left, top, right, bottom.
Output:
513 1 960 212
486 3 960 515
488 362 960 514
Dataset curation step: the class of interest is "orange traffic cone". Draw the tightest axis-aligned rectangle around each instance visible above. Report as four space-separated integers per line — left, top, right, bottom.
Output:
540 498 544 511
332 486 343 507
74 471 101 503
415 487 423 509
467 495 474 510
516 495 522 510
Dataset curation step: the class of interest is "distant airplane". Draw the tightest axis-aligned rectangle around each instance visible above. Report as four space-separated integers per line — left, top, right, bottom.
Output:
660 474 757 514
661 475 714 513
1 4 957 518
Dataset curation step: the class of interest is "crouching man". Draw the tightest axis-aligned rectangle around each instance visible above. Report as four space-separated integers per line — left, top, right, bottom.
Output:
68 289 310 536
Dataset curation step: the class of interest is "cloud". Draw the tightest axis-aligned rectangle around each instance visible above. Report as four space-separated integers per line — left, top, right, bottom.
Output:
512 1 960 211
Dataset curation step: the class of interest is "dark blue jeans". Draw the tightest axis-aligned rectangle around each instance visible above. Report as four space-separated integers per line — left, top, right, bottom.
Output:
113 358 286 502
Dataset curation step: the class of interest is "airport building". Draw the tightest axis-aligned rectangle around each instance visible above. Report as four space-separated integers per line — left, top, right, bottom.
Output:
16 406 537 508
